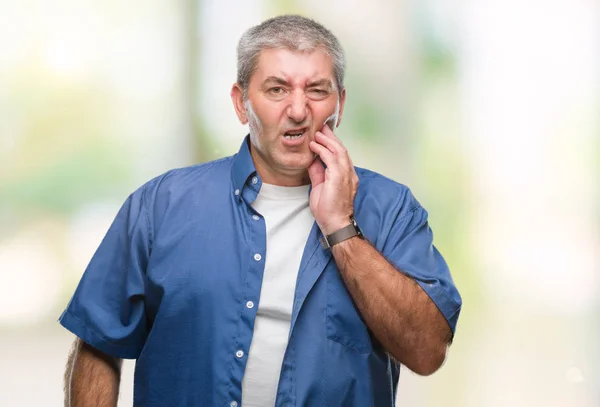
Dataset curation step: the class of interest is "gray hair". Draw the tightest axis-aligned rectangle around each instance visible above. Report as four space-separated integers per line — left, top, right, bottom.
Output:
237 15 346 100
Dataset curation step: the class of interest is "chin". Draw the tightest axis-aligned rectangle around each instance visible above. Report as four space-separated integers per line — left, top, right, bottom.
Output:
278 155 315 172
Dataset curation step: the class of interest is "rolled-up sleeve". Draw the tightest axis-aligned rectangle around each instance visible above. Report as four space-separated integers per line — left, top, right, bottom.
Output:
59 186 151 359
382 195 462 334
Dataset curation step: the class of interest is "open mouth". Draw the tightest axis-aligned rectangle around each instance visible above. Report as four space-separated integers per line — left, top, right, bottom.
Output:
283 130 305 140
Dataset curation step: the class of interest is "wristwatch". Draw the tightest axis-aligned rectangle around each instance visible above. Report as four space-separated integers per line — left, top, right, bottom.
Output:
320 216 363 249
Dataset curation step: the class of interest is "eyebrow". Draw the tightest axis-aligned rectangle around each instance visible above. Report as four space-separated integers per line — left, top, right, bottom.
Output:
263 76 290 86
307 79 334 89
262 76 335 90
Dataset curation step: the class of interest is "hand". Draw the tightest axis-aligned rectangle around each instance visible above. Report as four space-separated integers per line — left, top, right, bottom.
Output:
307 124 359 236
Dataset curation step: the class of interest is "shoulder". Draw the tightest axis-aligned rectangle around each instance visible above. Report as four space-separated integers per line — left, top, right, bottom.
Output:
354 166 422 218
126 156 234 235
353 167 429 249
135 156 233 200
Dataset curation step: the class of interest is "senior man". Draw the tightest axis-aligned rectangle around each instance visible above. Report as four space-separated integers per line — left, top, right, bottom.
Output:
60 14 462 407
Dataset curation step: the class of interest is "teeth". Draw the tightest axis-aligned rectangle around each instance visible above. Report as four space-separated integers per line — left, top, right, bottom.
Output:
284 132 303 140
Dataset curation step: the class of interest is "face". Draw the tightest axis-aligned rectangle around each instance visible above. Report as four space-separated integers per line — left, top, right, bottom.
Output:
231 47 346 186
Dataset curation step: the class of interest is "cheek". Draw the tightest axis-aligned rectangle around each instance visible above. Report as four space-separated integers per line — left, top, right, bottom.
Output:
310 100 339 125
255 103 285 130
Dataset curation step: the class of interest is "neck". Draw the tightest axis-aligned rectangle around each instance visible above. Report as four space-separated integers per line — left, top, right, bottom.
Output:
255 165 311 187
249 146 311 187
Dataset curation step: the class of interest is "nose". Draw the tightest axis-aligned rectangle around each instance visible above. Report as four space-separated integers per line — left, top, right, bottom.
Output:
287 91 308 124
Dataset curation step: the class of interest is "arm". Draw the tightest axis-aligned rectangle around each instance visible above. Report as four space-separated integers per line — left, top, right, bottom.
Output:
59 189 150 404
64 338 123 407
331 236 452 375
308 124 455 375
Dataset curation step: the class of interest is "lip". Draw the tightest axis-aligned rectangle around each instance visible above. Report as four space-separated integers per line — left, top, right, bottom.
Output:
284 126 309 134
281 127 309 147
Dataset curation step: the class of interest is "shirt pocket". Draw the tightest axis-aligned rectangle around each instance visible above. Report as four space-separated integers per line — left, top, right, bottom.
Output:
325 266 373 354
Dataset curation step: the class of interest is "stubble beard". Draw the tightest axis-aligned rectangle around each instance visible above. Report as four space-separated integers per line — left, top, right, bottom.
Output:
244 99 263 142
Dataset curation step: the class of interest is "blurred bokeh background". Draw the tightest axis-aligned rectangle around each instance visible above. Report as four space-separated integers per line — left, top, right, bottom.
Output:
1 0 598 405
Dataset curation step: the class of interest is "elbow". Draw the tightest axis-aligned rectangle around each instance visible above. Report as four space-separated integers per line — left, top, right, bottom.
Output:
402 344 448 376
412 355 444 376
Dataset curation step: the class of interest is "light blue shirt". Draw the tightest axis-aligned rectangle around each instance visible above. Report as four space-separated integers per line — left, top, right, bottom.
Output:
59 136 462 406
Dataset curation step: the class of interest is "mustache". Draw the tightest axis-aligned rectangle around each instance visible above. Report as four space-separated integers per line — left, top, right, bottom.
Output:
281 123 311 132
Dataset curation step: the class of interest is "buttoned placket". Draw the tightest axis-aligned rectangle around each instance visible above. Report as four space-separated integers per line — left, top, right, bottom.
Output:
226 173 332 407
273 220 332 407
226 179 266 407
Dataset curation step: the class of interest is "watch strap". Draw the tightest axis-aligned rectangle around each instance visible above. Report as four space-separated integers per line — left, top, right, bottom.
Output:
320 219 362 249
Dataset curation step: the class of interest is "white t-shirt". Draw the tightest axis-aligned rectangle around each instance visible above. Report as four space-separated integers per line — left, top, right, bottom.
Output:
242 182 314 407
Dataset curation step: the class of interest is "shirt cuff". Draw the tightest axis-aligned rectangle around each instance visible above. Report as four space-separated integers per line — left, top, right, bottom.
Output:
58 310 142 359
415 280 461 334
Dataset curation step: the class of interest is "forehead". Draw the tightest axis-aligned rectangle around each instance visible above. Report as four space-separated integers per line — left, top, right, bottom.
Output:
252 48 335 86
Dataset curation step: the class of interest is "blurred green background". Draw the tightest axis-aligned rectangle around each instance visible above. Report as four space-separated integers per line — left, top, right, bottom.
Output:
0 0 598 406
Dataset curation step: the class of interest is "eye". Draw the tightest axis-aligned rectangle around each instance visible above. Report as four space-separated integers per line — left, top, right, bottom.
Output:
308 88 330 99
268 87 284 94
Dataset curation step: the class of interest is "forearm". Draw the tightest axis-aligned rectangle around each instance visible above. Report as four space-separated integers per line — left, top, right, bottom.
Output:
65 339 122 407
331 237 452 375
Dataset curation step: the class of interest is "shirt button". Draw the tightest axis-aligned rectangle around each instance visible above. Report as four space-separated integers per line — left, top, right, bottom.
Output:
230 401 238 407
246 301 254 309
234 189 240 196
252 214 260 221
254 253 262 261
236 350 244 358
252 176 258 185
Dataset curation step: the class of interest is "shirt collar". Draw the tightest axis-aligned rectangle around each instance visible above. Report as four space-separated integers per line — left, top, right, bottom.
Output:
231 135 257 199
230 134 316 200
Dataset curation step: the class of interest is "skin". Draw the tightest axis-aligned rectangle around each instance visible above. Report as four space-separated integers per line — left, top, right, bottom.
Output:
308 127 453 374
231 47 346 188
232 47 453 374
64 338 122 407
63 46 453 405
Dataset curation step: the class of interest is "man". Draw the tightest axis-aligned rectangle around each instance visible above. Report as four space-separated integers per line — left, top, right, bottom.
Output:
60 15 461 407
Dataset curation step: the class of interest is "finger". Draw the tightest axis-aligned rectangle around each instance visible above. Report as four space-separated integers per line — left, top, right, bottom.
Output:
314 131 341 155
317 127 348 158
314 132 350 168
319 123 343 144
307 156 325 186
318 128 356 171
309 140 338 170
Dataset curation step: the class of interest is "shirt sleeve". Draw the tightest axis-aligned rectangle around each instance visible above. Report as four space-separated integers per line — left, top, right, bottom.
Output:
59 186 151 359
381 194 462 334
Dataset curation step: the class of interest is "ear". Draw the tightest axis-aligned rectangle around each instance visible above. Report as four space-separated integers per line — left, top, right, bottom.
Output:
231 83 248 125
336 88 346 128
